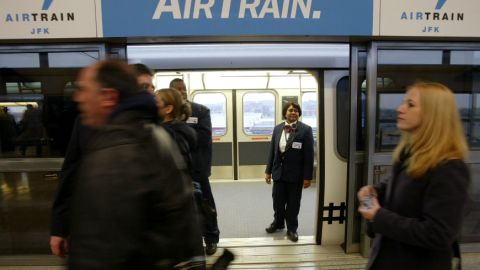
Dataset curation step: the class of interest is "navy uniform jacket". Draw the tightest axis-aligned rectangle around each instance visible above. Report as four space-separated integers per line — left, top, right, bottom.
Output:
187 102 212 182
367 159 470 270
265 121 314 183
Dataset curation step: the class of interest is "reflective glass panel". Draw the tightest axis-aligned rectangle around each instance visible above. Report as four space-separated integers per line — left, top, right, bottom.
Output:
0 75 78 158
376 49 480 151
377 93 403 151
0 53 40 68
463 163 480 242
378 50 442 65
0 171 59 253
48 52 99 68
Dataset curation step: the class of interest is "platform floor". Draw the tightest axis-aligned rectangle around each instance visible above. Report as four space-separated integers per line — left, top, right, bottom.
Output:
2 238 480 270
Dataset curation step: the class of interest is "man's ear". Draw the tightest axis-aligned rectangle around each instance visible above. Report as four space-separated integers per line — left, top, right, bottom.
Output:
100 88 119 109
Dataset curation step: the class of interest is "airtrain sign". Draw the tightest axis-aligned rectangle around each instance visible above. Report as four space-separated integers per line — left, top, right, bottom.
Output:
150 0 323 20
0 0 98 38
0 0 479 39
101 0 372 37
378 0 479 37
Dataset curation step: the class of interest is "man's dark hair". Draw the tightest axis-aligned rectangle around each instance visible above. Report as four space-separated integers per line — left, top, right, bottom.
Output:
95 60 139 100
169 78 184 88
131 63 154 77
282 102 302 118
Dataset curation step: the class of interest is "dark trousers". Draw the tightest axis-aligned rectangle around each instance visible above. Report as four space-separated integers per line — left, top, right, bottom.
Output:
198 177 220 244
272 181 303 232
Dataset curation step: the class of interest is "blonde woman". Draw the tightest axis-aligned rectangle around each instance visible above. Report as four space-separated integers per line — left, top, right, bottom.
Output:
358 82 470 270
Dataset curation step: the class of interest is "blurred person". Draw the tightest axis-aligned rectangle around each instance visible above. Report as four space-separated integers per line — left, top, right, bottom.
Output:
132 63 155 94
49 63 157 258
155 87 206 267
0 106 16 153
49 117 95 257
264 102 314 242
66 60 203 269
170 78 220 256
357 82 470 270
17 104 44 156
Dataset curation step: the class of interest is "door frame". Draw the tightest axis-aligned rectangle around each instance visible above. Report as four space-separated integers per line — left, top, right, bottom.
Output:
344 44 368 253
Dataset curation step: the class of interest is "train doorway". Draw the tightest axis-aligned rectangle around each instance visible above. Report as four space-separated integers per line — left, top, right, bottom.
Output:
129 43 351 244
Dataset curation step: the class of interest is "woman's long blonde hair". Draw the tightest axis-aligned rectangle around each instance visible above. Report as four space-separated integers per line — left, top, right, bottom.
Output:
393 82 468 178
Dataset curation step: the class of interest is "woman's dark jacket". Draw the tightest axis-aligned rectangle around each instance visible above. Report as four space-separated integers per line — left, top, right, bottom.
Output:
367 157 470 270
162 120 198 173
68 92 204 269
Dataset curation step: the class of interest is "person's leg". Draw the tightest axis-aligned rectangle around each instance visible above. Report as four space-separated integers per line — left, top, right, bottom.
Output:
272 181 287 228
285 181 303 232
199 178 219 245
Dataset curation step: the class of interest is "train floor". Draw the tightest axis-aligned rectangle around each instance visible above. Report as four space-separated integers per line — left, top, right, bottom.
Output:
211 180 316 238
0 181 479 269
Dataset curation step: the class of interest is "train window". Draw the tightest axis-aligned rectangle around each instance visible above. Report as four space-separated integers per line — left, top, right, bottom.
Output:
376 91 480 151
378 50 443 65
472 95 480 147
48 52 99 68
0 45 104 160
243 93 275 136
302 92 317 140
456 94 477 146
375 51 480 151
6 82 42 94
336 77 349 159
193 93 227 137
376 93 403 151
0 78 79 158
451 51 480 65
0 53 40 68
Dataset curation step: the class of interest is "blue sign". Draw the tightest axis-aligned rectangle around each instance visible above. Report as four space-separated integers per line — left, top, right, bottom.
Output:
102 0 373 37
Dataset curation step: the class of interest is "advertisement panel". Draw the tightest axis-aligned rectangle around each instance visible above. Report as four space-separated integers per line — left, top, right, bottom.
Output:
101 0 373 37
379 0 480 37
0 0 98 39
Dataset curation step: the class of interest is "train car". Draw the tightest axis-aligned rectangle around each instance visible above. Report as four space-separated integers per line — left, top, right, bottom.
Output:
0 0 479 257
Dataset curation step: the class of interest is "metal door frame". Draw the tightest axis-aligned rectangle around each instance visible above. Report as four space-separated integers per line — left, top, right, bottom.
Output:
344 44 368 253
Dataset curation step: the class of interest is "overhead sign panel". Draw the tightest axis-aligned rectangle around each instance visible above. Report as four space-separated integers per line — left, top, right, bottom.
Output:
379 0 480 37
0 0 98 39
101 0 373 37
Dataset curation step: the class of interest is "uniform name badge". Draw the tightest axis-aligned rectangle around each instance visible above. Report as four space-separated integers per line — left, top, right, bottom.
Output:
292 142 302 149
187 117 198 124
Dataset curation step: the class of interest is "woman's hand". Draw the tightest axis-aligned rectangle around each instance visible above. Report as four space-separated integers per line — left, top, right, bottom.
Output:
357 185 376 201
357 185 380 221
358 196 381 221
